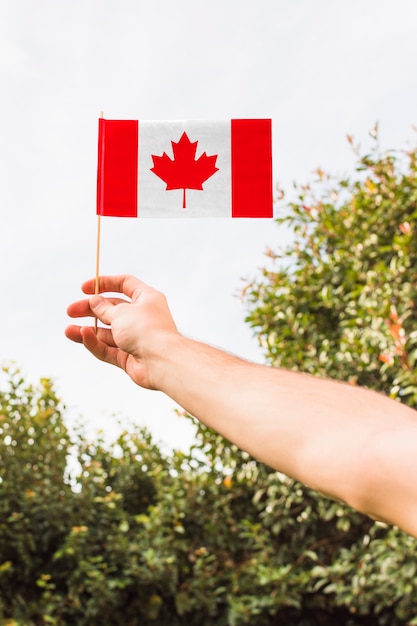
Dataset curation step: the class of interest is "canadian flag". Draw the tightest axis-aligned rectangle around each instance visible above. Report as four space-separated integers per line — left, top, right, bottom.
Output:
97 119 272 218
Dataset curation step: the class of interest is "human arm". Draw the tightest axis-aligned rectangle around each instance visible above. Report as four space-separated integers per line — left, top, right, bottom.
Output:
66 274 417 537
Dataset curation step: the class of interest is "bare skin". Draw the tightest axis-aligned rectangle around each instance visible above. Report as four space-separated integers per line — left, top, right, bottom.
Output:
66 274 417 538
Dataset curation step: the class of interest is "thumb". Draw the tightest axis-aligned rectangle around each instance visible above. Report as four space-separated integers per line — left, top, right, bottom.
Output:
89 294 114 325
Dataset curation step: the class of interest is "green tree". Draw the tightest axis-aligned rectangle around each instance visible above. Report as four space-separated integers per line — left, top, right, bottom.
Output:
0 367 74 621
0 361 417 624
244 130 417 403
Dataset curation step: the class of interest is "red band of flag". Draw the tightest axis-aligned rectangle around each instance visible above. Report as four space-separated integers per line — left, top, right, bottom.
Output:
97 118 138 217
231 119 272 218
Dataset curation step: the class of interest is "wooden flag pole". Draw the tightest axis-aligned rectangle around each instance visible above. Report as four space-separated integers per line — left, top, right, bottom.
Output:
94 111 104 333
94 213 101 333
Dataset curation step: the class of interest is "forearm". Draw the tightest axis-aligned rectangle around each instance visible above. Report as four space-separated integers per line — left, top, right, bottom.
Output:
66 275 417 536
155 335 417 533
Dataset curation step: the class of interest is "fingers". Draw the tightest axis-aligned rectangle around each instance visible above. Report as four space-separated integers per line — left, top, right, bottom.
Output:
65 275 148 373
80 275 149 300
67 296 128 319
87 295 116 326
65 325 123 370
67 276 154 327
80 326 123 369
65 325 117 347
65 324 83 343
66 298 93 319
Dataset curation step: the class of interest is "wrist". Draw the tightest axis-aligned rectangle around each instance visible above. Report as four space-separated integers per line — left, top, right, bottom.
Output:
146 332 189 392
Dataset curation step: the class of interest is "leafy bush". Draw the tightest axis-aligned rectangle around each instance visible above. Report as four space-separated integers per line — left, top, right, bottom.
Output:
1 364 417 625
244 130 417 404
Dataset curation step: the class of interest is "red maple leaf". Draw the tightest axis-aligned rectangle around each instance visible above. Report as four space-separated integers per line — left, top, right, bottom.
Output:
150 132 219 208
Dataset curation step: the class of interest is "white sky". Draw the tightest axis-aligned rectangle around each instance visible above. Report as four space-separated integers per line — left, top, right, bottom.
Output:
1 0 417 450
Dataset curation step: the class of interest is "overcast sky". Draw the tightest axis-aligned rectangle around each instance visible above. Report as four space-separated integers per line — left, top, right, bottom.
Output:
1 0 417 450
